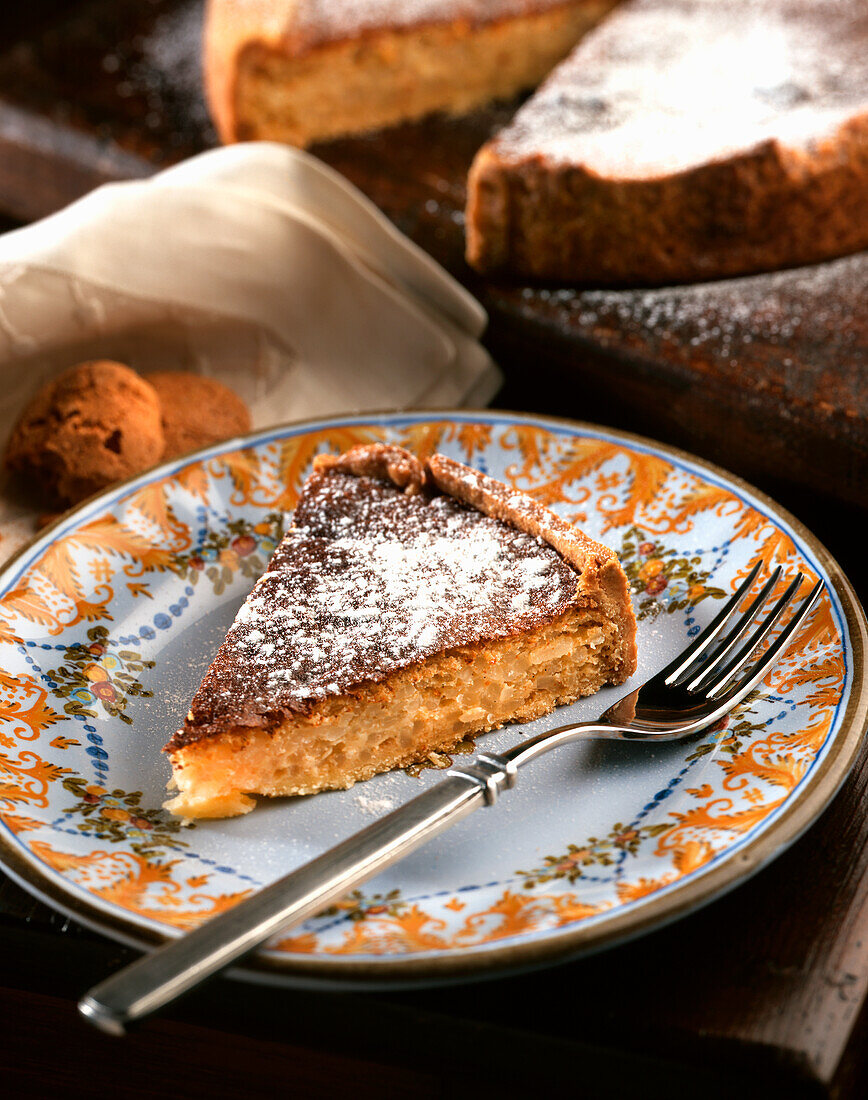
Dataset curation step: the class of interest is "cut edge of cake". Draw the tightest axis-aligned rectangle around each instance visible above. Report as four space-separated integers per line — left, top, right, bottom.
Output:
163 444 637 819
203 0 619 148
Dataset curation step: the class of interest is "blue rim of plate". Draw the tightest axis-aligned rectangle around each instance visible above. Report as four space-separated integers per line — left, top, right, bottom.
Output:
0 408 865 990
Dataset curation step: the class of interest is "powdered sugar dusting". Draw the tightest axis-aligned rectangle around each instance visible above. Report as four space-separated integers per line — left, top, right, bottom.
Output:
354 792 398 816
517 250 865 364
494 0 868 175
183 470 579 735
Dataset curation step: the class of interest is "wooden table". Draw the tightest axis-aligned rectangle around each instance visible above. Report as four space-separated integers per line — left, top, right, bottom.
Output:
1 2 867 1096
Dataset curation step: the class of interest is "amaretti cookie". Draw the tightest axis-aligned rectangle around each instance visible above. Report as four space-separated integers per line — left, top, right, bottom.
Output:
3 360 164 506
145 371 252 459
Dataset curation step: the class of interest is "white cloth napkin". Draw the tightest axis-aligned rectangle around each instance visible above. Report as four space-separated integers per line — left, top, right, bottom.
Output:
0 142 500 555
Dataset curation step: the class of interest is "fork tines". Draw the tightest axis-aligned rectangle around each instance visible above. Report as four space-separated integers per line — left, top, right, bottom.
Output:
664 565 824 704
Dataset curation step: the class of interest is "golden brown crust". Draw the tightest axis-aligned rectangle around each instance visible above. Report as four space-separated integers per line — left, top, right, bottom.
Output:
313 443 428 492
426 452 614 571
467 119 868 283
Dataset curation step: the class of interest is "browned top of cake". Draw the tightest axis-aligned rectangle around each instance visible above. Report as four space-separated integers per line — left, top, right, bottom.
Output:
169 447 600 749
486 0 868 178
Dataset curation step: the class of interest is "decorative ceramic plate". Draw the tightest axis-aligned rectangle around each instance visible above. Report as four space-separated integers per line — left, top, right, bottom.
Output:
0 411 865 989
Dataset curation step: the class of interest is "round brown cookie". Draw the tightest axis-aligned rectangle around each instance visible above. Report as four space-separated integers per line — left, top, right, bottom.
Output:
144 371 252 459
4 360 165 507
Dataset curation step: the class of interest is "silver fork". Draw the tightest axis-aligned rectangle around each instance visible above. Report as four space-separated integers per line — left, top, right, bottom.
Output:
79 565 824 1034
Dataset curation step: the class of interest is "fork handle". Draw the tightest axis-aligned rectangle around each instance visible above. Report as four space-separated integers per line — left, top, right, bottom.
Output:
79 754 517 1034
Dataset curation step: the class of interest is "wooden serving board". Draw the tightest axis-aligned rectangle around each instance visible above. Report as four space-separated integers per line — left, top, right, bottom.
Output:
0 0 867 513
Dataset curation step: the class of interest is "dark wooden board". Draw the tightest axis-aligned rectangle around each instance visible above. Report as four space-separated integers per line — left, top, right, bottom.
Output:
1 3 868 1097
0 0 866 511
